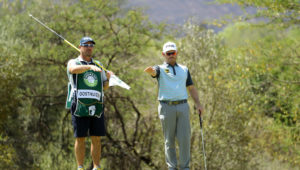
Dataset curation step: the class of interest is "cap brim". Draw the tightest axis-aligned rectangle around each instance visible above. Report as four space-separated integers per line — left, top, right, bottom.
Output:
80 41 95 46
84 40 95 44
163 48 177 53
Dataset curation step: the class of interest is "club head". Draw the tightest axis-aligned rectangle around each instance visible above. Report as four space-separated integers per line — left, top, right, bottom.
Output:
28 13 32 17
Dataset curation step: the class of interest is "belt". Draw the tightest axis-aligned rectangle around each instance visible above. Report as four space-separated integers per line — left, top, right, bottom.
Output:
160 99 187 105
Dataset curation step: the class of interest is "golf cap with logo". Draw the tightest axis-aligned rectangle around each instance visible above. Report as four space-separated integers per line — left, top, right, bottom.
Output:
80 37 95 46
163 41 177 53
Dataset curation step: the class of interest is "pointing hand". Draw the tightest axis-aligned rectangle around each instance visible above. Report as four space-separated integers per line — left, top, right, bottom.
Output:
144 66 156 76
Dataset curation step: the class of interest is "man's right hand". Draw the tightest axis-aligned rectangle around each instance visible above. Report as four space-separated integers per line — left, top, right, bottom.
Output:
69 65 102 74
89 65 102 72
144 66 156 76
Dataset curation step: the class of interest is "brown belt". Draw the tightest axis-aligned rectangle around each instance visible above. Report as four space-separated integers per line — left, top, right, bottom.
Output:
160 99 187 105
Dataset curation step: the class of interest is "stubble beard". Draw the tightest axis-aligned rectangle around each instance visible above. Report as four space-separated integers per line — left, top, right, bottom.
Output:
167 57 176 64
82 51 93 58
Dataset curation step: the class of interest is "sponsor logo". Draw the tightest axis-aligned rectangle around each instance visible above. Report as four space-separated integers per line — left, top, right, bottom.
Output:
165 69 169 73
166 44 175 48
83 72 98 87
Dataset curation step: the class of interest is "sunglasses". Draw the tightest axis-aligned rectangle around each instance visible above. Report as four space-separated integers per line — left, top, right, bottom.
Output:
166 52 176 56
81 44 94 47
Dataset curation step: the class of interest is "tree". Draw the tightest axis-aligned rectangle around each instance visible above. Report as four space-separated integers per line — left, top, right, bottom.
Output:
214 0 300 167
217 0 299 27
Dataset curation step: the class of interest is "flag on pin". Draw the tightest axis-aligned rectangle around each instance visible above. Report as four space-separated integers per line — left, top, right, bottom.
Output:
93 62 130 90
109 75 130 90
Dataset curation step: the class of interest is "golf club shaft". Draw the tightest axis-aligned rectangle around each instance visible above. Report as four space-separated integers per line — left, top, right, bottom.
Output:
29 14 80 52
29 14 107 71
199 114 207 170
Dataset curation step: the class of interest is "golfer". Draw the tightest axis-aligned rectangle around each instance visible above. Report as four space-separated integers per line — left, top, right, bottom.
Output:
144 42 204 170
66 37 112 170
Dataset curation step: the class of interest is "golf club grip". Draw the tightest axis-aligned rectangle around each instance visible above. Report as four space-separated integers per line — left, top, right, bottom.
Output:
199 114 203 128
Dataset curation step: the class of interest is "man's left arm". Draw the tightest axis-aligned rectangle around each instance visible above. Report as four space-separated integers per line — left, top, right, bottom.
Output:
103 71 113 90
186 69 204 115
187 85 204 115
103 81 109 90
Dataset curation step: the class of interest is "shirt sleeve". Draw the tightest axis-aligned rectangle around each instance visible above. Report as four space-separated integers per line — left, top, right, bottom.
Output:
151 65 160 78
186 70 193 86
67 59 77 69
102 70 108 82
93 60 107 82
67 59 77 74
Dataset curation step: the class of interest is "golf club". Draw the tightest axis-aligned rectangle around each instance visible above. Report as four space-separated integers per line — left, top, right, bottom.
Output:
199 110 207 170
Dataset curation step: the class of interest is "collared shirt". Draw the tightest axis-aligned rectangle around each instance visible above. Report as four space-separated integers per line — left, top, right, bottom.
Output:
67 56 107 88
153 62 193 101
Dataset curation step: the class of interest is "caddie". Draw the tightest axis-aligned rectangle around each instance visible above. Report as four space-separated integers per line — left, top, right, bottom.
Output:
66 36 112 170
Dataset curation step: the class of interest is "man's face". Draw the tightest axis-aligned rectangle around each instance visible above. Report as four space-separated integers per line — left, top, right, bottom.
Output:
163 50 177 64
80 41 94 57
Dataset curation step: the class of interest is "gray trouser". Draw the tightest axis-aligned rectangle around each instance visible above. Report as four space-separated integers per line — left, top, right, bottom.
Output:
158 102 191 170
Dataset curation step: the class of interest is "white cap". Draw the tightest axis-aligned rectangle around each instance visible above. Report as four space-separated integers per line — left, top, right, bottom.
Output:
163 42 177 53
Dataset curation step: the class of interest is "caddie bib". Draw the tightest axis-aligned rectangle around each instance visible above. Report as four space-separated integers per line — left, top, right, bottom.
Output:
73 69 104 117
